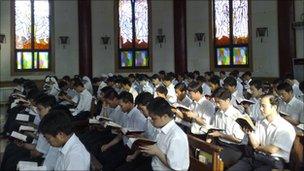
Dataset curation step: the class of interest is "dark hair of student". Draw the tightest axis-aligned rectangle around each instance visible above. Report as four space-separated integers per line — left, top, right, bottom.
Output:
147 97 174 117
174 82 187 92
220 71 226 75
58 80 68 89
92 77 101 84
243 71 252 77
62 75 71 82
73 78 84 87
276 82 293 93
209 76 220 86
163 74 172 81
272 78 283 86
121 78 132 87
196 76 207 83
27 90 44 101
188 81 203 94
261 94 280 107
104 88 119 100
128 74 135 79
36 95 57 108
135 92 153 106
223 76 237 87
299 81 304 93
100 86 115 95
229 70 239 78
51 105 73 119
249 79 263 90
118 91 134 103
193 70 200 76
214 88 231 101
284 73 294 80
158 70 166 75
151 74 160 80
156 86 168 96
39 110 73 136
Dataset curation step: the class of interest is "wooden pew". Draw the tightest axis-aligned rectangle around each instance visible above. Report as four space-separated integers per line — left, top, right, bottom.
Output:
290 129 304 171
188 135 224 171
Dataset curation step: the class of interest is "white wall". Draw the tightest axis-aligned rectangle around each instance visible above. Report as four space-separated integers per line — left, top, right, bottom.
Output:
295 0 304 59
1 0 298 81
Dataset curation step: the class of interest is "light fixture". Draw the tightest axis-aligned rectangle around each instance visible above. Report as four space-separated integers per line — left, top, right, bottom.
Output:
156 28 165 48
101 35 110 50
256 27 268 43
0 34 5 50
194 32 205 46
58 36 69 49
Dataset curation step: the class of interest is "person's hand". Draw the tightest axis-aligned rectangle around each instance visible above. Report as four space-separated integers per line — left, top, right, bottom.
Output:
242 127 252 134
101 144 110 152
126 154 136 162
208 131 222 138
139 145 160 156
185 111 197 118
14 140 24 147
30 150 41 158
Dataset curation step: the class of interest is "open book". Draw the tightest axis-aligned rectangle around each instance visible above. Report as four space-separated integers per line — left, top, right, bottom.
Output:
236 98 255 105
12 93 26 99
279 111 290 117
16 114 30 122
17 161 46 171
96 115 112 122
103 121 122 129
127 137 156 149
236 114 255 131
19 125 36 132
88 118 101 125
171 104 192 112
121 128 144 136
10 131 33 143
201 125 225 134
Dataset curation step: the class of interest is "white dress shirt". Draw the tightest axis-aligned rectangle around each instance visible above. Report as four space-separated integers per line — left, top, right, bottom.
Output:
278 96 304 123
35 133 50 157
247 97 263 122
108 105 125 125
236 80 244 96
212 105 245 144
252 115 296 162
202 83 212 96
96 81 107 98
152 120 189 171
43 146 60 170
129 86 139 101
54 134 90 170
231 90 245 113
72 89 92 116
174 95 193 127
166 83 177 104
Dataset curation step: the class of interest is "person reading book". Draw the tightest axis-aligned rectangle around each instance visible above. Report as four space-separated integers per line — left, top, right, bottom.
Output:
224 76 245 113
228 95 296 171
39 110 90 170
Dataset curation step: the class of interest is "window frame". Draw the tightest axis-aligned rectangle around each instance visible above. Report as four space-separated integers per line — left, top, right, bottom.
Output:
209 0 252 72
10 0 55 76
114 0 153 73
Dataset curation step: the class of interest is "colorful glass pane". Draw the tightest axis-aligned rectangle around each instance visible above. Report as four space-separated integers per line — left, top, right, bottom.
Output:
34 52 38 69
233 47 248 65
135 50 148 67
17 52 22 69
216 48 230 65
232 0 248 44
120 51 133 67
134 0 148 48
214 0 230 46
39 52 49 69
22 52 33 69
119 0 133 49
15 0 32 49
34 0 50 49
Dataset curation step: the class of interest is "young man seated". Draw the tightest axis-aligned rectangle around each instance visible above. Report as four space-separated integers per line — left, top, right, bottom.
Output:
162 75 177 104
132 97 190 171
228 94 296 171
39 110 90 170
224 76 245 113
208 88 245 168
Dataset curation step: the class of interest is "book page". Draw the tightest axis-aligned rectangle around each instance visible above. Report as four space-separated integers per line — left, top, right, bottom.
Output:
17 161 38 170
89 118 100 124
11 131 27 142
16 114 30 122
19 125 36 132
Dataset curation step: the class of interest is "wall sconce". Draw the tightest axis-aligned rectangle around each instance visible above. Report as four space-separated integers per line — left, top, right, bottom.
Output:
194 32 205 46
58 36 69 49
101 35 110 50
156 28 165 48
0 34 6 50
256 27 268 43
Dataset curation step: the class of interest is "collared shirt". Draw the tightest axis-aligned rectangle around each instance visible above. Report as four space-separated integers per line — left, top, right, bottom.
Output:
143 117 159 141
247 97 263 122
278 96 304 123
153 83 163 98
252 115 296 162
174 95 193 127
166 83 177 105
152 120 189 171
54 134 90 170
190 96 215 134
236 80 244 96
231 90 245 113
212 105 245 144
141 81 154 95
293 84 304 100
202 83 212 96
72 89 92 116
129 86 139 101
36 133 50 157
109 105 124 125
43 146 60 170
96 81 107 98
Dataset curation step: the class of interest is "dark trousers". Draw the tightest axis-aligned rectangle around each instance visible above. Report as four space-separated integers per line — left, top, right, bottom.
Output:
227 152 284 171
115 155 152 171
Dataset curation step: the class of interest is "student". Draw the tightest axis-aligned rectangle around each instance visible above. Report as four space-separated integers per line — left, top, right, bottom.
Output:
208 75 222 97
277 82 304 126
162 75 177 104
186 81 215 136
138 97 189 171
228 94 296 171
208 88 245 168
241 71 252 91
82 76 93 95
39 110 90 170
121 78 139 100
71 79 92 118
151 74 163 97
155 86 168 100
229 70 244 96
92 77 107 98
224 76 245 113
219 70 226 87
196 76 212 96
284 74 303 100
138 74 154 95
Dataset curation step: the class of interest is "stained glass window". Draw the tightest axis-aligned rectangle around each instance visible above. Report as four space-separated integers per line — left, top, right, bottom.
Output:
14 0 51 71
213 0 249 68
118 0 150 69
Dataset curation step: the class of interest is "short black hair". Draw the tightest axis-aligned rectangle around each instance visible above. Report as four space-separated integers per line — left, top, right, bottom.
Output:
73 79 84 87
243 71 252 77
39 110 73 136
36 95 57 108
163 74 172 81
121 78 132 87
249 79 263 90
135 92 153 106
92 77 101 84
261 94 280 107
156 86 168 96
174 82 187 92
300 81 304 93
104 88 119 100
188 81 203 94
214 88 231 100
277 82 293 93
147 97 173 117
158 70 166 75
229 70 239 78
151 74 160 80
224 76 237 87
118 91 134 103
209 76 220 86
58 80 68 89
196 76 207 83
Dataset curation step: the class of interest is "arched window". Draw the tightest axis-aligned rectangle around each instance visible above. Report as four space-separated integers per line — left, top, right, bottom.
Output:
211 0 251 69
116 0 151 71
12 0 52 72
